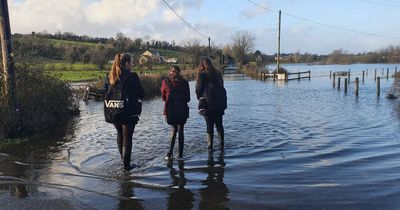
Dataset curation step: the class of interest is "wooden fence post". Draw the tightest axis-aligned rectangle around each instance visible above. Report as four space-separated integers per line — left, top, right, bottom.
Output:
377 77 380 97
0 0 17 110
333 73 336 88
348 70 350 84
338 77 341 90
355 77 359 96
344 78 348 94
362 70 365 83
387 68 389 79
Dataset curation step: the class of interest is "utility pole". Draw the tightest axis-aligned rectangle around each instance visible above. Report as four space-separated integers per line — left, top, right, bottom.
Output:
0 0 16 110
276 10 281 74
208 37 211 57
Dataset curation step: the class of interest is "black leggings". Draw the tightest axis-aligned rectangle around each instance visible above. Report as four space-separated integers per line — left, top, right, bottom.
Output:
114 123 135 157
168 124 184 158
205 113 224 135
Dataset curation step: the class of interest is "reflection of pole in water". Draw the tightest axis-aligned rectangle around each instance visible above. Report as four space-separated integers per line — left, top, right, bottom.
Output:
167 161 194 210
199 153 229 209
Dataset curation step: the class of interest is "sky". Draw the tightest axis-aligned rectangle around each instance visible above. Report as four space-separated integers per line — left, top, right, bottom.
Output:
8 0 400 55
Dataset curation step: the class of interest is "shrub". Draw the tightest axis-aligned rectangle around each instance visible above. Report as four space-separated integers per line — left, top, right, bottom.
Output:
0 64 79 138
140 74 163 98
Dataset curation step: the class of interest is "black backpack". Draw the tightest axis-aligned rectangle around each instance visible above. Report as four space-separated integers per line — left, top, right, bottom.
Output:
205 83 227 112
104 76 132 124
165 79 189 125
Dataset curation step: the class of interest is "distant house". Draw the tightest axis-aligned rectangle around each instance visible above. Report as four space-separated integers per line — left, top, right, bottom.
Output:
141 50 162 63
164 57 178 64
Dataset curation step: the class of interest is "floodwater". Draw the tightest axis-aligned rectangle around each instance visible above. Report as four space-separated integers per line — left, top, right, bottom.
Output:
1 63 400 210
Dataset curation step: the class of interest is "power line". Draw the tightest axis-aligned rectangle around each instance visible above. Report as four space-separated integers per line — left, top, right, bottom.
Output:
161 0 208 39
248 0 400 40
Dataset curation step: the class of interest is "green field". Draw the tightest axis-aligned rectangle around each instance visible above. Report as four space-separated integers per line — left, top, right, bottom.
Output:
157 49 189 58
44 63 197 82
46 70 108 82
48 39 101 47
44 62 101 71
41 61 167 81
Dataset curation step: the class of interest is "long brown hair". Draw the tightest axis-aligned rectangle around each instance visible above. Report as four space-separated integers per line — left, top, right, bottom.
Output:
109 53 132 85
196 57 222 87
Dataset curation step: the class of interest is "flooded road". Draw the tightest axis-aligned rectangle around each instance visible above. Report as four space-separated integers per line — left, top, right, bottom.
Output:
1 63 400 209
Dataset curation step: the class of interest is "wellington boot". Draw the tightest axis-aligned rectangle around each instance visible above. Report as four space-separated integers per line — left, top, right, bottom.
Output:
168 132 176 159
217 132 224 151
178 135 184 159
122 147 131 170
207 133 213 152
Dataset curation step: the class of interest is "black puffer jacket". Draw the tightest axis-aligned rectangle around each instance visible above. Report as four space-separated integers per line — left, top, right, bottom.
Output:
195 70 225 115
104 70 144 124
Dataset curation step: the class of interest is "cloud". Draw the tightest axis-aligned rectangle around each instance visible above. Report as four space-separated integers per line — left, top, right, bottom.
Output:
9 0 159 37
85 0 158 26
240 0 269 19
162 5 184 23
161 0 204 23
10 0 84 33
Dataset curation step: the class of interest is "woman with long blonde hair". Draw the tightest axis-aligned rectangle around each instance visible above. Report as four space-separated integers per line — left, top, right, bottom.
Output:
104 53 144 170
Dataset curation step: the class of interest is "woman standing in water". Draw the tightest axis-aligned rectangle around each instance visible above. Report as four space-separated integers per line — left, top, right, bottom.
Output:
161 65 190 161
195 57 226 152
104 53 144 170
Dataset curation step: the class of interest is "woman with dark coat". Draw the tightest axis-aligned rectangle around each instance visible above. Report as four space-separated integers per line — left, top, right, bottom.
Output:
161 65 190 160
195 57 225 152
104 53 144 170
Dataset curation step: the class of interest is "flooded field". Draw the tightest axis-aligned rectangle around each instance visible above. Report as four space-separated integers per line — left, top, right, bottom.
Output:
1 63 400 209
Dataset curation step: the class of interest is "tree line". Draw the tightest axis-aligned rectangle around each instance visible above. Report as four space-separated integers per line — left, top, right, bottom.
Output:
9 30 400 71
11 31 220 69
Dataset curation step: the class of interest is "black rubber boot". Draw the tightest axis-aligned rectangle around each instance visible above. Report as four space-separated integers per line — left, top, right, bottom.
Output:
217 132 224 151
122 146 132 170
167 131 177 160
207 133 213 152
178 134 184 159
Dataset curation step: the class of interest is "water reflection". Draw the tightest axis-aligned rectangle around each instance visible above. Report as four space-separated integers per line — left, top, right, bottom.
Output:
117 180 144 210
199 152 229 210
2 64 400 208
166 161 194 210
0 118 74 201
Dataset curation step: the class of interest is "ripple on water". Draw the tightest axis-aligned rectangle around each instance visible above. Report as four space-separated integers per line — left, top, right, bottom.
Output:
4 70 400 209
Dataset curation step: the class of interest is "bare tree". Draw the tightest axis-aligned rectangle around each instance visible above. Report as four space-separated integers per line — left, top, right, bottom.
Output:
182 38 203 67
231 31 256 66
113 32 132 52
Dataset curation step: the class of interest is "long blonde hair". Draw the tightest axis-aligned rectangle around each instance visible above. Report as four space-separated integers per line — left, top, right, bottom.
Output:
109 53 132 85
